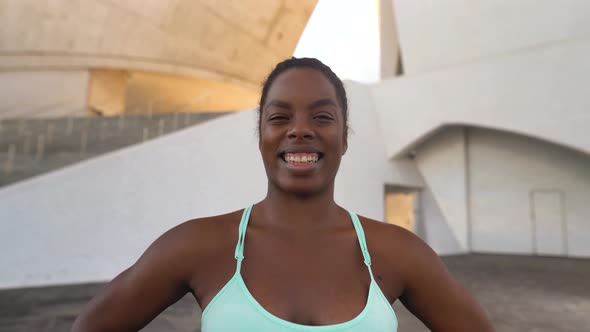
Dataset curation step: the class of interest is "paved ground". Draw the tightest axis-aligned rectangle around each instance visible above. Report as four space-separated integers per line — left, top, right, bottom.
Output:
1 254 589 331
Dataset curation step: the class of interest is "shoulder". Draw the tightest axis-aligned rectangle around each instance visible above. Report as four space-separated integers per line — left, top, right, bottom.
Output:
135 209 243 278
356 215 441 282
155 209 242 256
354 216 494 330
357 215 425 252
172 210 241 243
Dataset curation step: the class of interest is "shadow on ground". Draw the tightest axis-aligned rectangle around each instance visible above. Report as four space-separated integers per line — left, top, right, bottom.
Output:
1 254 589 332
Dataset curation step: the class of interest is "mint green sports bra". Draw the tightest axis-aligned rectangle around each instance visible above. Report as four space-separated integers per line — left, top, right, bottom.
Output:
201 205 398 331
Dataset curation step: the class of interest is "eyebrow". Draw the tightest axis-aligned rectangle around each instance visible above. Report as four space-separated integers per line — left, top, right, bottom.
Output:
264 98 338 112
309 98 338 110
265 100 291 111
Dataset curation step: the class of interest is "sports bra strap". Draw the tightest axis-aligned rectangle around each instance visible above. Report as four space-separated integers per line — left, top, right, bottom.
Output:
234 204 253 262
347 210 377 282
347 210 372 267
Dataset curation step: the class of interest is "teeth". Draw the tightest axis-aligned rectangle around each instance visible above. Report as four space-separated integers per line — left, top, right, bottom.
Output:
284 153 319 164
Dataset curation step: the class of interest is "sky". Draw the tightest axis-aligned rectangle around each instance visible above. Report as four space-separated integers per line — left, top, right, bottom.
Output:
293 0 380 83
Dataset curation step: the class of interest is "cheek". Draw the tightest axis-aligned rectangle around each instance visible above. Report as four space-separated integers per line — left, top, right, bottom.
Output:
259 134 279 163
327 130 346 150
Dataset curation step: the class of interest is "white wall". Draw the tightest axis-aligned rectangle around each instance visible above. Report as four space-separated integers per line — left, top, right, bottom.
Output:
0 71 89 119
370 39 590 159
370 1 590 258
0 82 423 289
415 127 469 254
393 0 590 74
338 81 423 218
0 110 267 289
419 186 462 255
468 128 590 258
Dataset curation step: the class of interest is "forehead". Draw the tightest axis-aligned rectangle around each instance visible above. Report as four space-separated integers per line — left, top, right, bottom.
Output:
265 68 338 107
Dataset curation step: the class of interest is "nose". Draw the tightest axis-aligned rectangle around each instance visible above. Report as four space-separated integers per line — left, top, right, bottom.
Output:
287 115 314 140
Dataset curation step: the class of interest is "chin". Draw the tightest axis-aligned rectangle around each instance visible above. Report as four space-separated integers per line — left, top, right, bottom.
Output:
276 178 330 197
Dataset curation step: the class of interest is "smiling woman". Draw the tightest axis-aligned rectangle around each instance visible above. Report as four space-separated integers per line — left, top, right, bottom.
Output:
258 59 348 197
71 58 494 332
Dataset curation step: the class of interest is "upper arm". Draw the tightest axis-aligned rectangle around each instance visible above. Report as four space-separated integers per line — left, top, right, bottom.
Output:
71 224 198 332
396 233 495 331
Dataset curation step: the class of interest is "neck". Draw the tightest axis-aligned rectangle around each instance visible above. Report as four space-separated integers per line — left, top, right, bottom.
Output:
256 183 343 231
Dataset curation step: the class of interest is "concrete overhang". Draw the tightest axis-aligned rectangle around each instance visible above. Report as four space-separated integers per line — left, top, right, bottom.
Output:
0 0 317 113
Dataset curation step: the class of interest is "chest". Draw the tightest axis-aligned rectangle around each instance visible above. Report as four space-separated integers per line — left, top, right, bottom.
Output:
241 237 371 324
200 278 399 332
193 225 403 325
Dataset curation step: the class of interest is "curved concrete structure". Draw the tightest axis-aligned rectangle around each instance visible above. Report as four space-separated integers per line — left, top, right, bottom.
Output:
0 0 315 87
371 38 590 159
0 0 316 117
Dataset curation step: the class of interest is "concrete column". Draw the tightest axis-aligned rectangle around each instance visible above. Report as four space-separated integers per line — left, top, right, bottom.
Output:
87 70 128 116
379 0 402 78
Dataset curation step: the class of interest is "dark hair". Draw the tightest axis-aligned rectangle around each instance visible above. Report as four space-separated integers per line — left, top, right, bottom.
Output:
258 57 348 136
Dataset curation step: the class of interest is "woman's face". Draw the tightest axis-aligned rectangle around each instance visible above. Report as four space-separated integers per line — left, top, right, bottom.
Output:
259 68 347 196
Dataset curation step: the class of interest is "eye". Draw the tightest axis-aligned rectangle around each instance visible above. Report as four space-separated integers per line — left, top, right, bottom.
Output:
268 114 289 121
314 113 335 121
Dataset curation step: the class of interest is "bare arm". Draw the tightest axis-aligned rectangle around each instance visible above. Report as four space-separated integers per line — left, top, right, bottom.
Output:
71 224 197 332
398 234 495 331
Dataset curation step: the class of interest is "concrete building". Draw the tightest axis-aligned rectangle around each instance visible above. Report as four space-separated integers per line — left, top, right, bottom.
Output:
0 0 316 118
1 0 589 294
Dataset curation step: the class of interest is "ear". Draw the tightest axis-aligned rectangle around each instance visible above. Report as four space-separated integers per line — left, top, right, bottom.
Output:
258 118 262 151
342 130 348 155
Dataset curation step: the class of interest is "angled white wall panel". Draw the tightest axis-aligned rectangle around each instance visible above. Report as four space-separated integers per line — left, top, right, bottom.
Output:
371 39 590 159
419 186 463 255
393 0 590 74
414 127 469 254
0 110 267 289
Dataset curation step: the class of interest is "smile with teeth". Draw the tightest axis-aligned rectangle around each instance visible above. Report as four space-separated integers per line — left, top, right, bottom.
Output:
283 152 320 164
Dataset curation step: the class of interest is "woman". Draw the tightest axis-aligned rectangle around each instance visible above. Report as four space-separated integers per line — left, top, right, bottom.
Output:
72 58 494 331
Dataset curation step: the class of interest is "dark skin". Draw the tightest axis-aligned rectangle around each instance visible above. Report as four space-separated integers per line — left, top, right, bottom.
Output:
72 68 494 331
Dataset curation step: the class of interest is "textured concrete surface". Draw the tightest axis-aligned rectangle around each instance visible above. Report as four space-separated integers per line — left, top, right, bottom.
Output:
0 0 316 86
1 254 588 331
0 1 317 117
394 254 590 332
